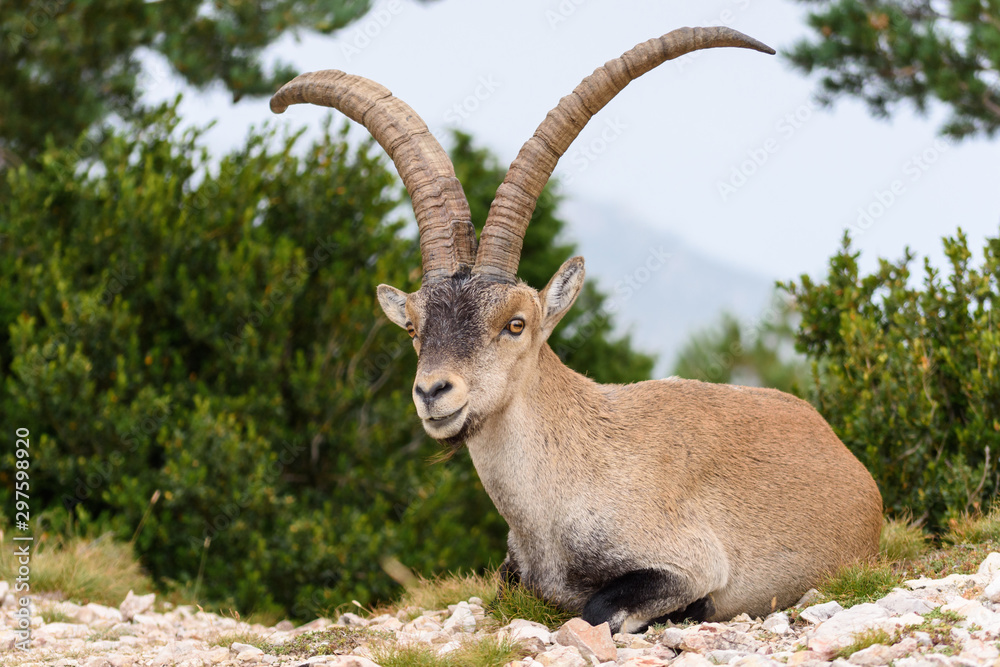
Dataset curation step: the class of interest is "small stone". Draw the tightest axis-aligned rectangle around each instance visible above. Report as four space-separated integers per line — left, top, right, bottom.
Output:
502 619 553 645
876 590 935 616
535 644 588 667
762 612 791 635
554 617 616 663
796 589 821 607
670 652 716 667
119 590 156 622
977 552 1000 577
984 573 1000 603
659 626 685 648
707 649 748 663
847 643 894 666
731 656 784 667
336 612 369 627
297 617 332 632
959 637 1000 661
619 655 672 666
442 601 476 633
679 623 759 653
786 651 824 666
800 601 844 624
275 619 294 631
231 642 262 653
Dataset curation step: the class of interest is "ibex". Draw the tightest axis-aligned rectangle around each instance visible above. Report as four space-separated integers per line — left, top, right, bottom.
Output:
271 26 883 633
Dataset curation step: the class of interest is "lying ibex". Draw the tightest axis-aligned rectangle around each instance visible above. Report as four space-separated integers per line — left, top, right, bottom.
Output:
271 26 883 633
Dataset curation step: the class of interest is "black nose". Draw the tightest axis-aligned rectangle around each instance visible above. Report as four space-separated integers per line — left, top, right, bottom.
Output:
415 379 452 401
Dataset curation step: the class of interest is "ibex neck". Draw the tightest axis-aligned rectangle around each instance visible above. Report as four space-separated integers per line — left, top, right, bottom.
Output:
465 343 606 476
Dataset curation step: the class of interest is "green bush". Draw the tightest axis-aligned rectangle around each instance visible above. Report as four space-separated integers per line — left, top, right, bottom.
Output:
0 105 652 617
782 231 1000 530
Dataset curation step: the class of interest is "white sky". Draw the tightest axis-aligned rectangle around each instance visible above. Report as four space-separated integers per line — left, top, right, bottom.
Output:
146 0 999 285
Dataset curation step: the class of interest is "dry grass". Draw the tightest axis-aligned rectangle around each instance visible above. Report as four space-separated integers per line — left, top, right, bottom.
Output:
369 634 523 667
0 532 153 607
379 571 498 617
879 517 929 562
943 508 1000 545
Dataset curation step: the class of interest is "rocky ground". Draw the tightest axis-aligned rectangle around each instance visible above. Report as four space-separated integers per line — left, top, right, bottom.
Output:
6 554 1000 666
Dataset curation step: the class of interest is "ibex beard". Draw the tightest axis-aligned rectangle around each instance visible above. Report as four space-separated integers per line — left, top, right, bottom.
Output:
271 25 883 633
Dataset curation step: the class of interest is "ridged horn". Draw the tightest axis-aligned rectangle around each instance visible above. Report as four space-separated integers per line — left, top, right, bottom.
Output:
472 26 775 283
270 70 477 284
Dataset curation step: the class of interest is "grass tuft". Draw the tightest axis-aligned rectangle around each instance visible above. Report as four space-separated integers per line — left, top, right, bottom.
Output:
943 508 1000 545
270 627 392 657
817 559 901 608
834 628 896 659
209 628 274 651
39 610 73 624
0 533 153 607
368 635 523 667
393 571 497 614
488 580 574 630
880 517 928 562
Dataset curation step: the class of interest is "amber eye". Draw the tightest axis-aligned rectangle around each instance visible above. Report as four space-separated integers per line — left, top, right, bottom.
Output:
505 318 525 335
406 324 416 339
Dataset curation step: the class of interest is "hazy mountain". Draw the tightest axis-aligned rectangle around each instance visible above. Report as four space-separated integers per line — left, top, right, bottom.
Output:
558 198 777 378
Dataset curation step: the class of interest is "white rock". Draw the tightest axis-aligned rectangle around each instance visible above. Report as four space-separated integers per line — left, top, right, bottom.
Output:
977 552 1000 577
847 643 894 666
336 612 369 627
985 574 1000 603
553 617 616 663
535 644 588 667
0 582 8 600
800 600 844 624
442 601 476 633
795 589 821 607
762 612 791 635
119 590 155 622
670 652 716 667
659 626 685 648
904 573 984 590
876 590 936 616
503 618 553 644
941 598 1000 633
320 658 381 667
807 603 891 657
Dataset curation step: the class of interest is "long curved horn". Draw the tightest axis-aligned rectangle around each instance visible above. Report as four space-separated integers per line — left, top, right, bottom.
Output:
271 71 477 284
473 26 775 283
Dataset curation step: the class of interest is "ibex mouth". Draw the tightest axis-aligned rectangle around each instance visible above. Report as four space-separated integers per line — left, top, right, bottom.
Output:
427 404 467 424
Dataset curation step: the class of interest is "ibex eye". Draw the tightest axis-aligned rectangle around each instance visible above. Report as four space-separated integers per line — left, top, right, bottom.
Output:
505 318 525 335
406 324 416 339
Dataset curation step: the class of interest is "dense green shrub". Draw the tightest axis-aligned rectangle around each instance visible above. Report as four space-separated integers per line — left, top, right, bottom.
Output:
782 231 1000 530
0 106 652 617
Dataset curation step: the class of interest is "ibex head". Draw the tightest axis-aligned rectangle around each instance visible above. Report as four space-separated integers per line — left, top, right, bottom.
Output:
271 26 775 445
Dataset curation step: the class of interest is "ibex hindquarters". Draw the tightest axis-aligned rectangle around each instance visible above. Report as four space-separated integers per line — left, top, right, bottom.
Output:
271 25 882 633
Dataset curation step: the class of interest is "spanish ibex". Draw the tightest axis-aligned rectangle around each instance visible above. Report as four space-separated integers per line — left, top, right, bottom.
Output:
271 26 883 633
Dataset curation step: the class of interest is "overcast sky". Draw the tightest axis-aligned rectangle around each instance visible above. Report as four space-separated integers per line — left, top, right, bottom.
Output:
145 0 999 285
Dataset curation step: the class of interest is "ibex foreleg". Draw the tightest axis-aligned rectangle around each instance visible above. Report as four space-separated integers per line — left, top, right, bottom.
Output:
581 568 712 634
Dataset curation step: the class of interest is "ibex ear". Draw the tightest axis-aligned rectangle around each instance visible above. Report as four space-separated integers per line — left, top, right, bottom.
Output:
376 284 410 329
539 256 585 336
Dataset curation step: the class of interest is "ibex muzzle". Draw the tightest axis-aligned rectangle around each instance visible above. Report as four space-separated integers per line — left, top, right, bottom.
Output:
272 26 883 633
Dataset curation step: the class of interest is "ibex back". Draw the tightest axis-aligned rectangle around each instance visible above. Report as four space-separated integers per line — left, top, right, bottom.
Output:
271 26 883 633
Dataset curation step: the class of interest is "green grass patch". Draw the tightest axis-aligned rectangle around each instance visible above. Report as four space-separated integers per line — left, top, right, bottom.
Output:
488 580 574 630
39 609 73 625
368 635 523 667
0 533 153 607
880 517 929 562
86 625 135 642
817 559 901 608
834 628 896 659
903 540 1000 580
269 627 392 657
209 628 275 651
